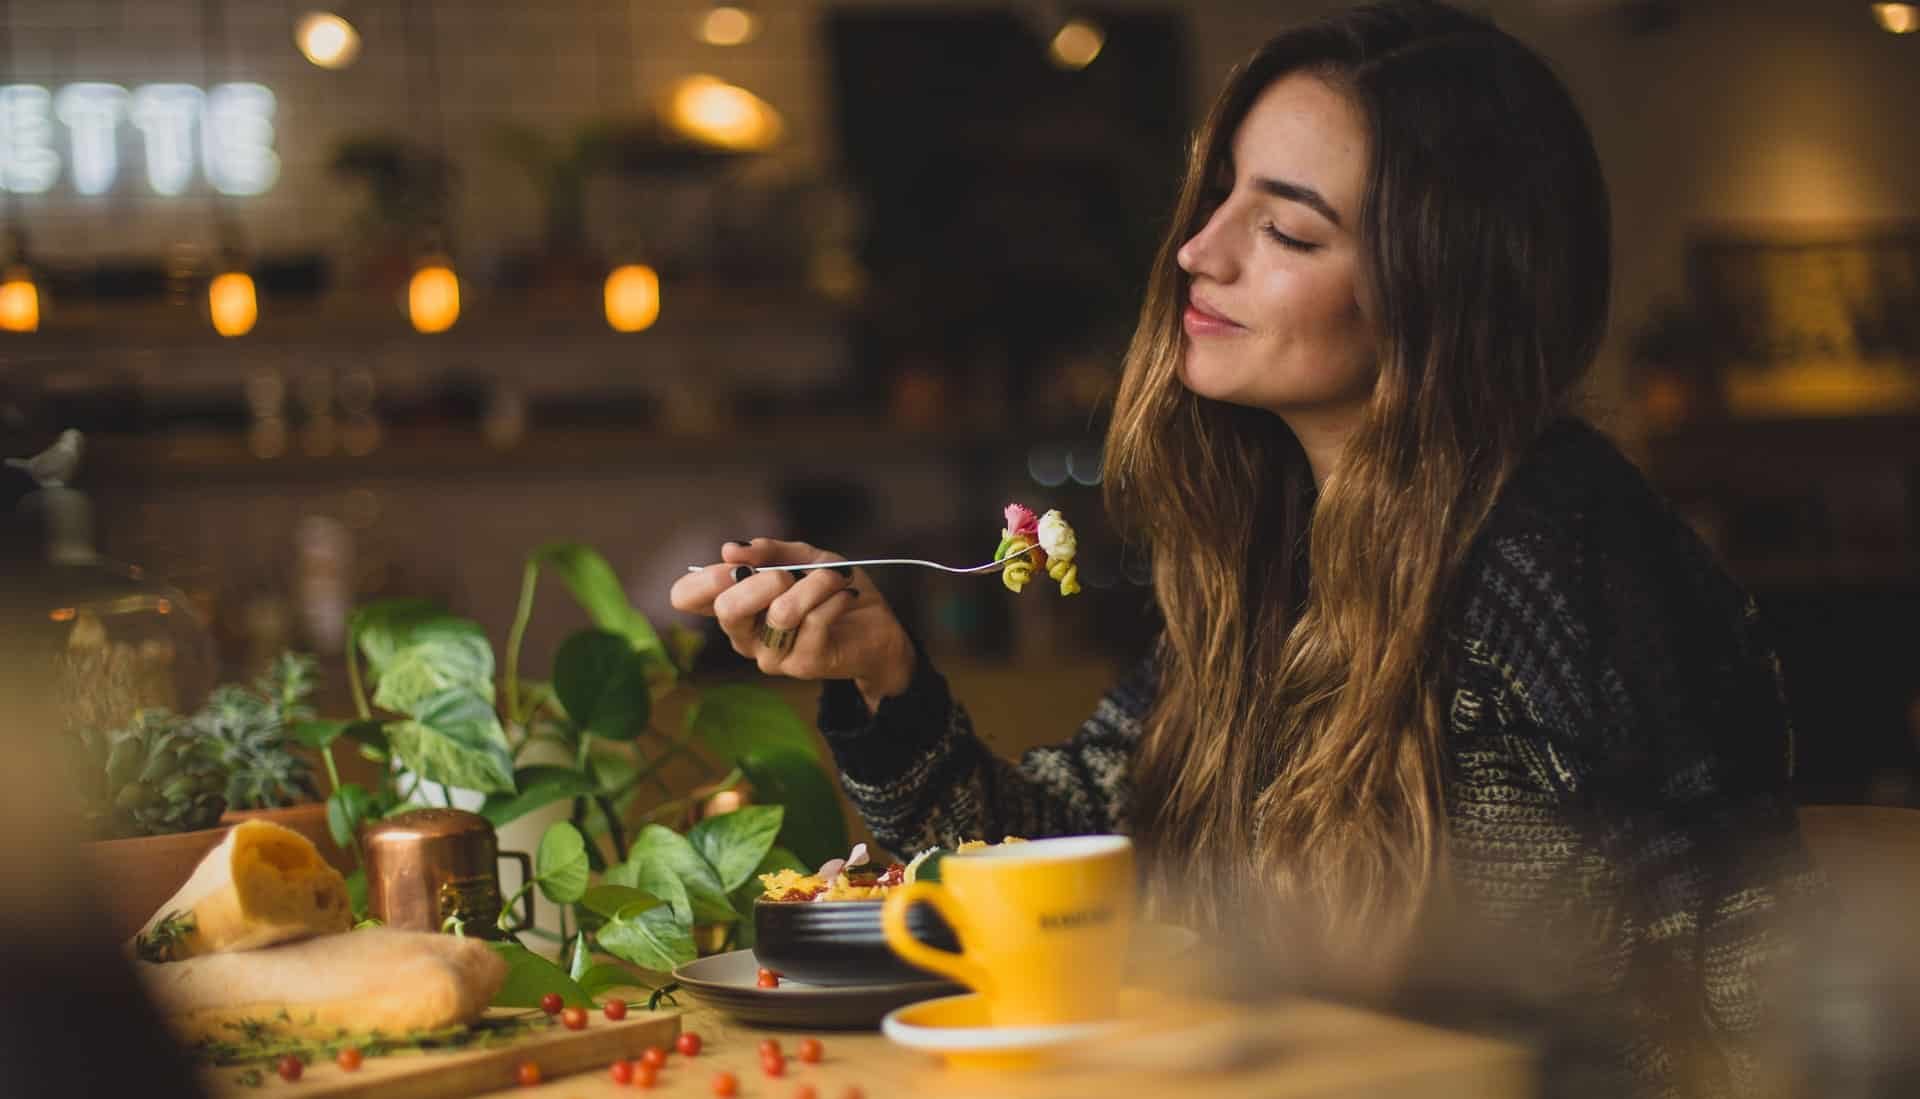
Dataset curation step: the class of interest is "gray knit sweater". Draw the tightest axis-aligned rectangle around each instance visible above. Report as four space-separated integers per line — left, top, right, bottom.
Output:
817 420 1817 1098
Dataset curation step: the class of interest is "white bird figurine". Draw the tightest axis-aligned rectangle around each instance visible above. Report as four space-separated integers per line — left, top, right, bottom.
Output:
6 429 84 487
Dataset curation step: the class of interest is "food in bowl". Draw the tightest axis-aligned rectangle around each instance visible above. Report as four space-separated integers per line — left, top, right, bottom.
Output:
750 839 1025 987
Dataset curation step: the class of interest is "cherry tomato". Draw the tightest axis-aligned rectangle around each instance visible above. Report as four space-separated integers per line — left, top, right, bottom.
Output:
604 998 629 1021
276 1055 303 1082
713 1070 740 1097
635 1061 659 1089
676 1031 704 1057
759 1038 782 1059
335 1047 365 1072
516 1060 542 1087
762 1053 787 1077
797 1037 823 1064
756 967 781 989
641 1045 668 1069
610 1059 635 1085
539 992 563 1015
795 1087 819 1099
841 1088 865 1099
561 1006 588 1030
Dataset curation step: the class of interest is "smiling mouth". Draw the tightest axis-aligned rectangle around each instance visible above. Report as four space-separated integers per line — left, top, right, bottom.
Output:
1183 295 1244 334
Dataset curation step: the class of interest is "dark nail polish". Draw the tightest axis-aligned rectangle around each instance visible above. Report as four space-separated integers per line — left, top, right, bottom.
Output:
730 565 754 583
730 538 754 547
833 565 853 580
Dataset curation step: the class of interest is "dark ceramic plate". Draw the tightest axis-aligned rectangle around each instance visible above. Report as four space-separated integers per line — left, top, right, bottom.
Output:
753 897 960 987
673 949 958 1029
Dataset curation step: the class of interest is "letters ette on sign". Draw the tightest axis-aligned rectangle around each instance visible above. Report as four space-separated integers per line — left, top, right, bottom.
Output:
0 82 279 198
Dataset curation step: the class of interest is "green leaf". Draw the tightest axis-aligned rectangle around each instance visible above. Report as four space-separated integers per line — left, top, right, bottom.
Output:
568 933 591 982
349 599 445 677
372 618 496 715
535 821 590 905
580 884 665 921
553 630 651 741
385 688 515 794
479 765 599 828
326 783 377 851
529 543 669 670
605 851 693 925
488 942 591 1008
625 824 735 923
687 806 785 892
292 719 383 751
597 905 697 972
685 684 821 762
914 849 951 883
587 745 640 796
737 749 850 870
576 963 642 1000
345 868 368 922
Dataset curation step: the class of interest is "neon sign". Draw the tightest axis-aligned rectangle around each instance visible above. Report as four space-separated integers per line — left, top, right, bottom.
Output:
0 82 279 197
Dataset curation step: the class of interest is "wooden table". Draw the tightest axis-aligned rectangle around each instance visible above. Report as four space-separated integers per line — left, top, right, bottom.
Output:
484 993 1533 1099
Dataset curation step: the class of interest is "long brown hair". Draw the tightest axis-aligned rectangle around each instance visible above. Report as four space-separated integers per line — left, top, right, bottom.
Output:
1106 0 1611 969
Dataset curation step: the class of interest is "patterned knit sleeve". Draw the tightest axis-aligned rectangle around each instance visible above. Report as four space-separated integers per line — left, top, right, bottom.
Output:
1464 497 1820 1095
814 640 1159 859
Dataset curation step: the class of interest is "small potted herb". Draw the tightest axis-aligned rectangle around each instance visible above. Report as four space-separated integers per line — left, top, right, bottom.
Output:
197 651 350 871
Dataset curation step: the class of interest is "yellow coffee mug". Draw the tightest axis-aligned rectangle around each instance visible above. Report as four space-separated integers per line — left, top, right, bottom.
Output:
881 834 1135 1026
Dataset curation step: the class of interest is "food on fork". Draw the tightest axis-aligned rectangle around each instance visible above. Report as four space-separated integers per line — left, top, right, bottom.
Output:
995 504 1079 595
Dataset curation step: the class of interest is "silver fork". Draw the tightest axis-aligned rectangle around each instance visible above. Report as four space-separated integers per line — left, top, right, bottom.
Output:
685 550 1031 577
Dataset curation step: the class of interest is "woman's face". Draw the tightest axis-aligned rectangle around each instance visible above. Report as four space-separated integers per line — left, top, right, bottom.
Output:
1176 73 1378 425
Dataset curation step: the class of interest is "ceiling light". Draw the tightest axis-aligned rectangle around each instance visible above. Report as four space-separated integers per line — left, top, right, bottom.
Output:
295 12 362 69
697 4 758 47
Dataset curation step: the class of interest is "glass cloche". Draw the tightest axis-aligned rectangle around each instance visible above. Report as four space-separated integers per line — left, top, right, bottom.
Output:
8 430 218 737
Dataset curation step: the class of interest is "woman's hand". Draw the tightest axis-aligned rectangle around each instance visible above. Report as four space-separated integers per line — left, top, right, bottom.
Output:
668 538 915 709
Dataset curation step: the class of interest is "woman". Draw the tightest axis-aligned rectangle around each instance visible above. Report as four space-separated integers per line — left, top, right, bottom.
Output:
671 2 1815 1093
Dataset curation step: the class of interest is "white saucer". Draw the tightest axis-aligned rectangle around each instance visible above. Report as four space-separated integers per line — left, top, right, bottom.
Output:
881 991 1129 1069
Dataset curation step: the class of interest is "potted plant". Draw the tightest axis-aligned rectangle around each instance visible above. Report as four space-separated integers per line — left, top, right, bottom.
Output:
295 541 847 994
195 651 351 871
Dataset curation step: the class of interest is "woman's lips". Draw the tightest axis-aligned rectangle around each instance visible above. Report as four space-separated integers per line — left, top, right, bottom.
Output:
1182 299 1244 337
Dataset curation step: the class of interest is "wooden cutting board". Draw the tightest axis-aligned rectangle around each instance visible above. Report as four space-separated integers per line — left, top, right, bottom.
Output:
200 1008 681 1099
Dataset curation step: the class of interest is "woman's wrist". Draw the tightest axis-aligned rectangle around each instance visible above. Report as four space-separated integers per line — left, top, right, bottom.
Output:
853 624 915 711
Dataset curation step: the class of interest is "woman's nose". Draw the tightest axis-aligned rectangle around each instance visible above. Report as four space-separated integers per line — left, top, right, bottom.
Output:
1176 210 1234 283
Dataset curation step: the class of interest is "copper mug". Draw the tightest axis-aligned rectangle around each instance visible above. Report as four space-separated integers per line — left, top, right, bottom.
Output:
361 808 532 938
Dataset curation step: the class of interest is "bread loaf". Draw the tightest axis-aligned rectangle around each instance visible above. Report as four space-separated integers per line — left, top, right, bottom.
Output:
137 928 508 1041
133 819 351 961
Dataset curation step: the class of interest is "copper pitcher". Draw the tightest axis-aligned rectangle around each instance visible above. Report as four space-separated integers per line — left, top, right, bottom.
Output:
361 808 532 938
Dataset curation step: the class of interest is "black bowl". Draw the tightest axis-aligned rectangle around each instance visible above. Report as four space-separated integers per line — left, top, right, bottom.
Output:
752 898 961 987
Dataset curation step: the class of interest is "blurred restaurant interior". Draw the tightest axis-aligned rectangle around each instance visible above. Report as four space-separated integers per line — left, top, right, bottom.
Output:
0 0 1915 814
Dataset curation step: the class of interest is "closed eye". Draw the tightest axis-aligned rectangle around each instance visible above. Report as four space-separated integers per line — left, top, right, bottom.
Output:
1261 223 1320 252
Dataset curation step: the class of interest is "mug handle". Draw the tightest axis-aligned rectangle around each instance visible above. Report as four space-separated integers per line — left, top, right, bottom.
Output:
881 881 993 996
499 851 535 930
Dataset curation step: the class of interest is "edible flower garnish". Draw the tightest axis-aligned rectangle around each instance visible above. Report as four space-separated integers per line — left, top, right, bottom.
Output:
816 842 869 888
994 503 1079 595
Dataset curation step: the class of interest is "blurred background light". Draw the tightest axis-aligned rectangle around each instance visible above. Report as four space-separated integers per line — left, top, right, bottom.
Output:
0 266 40 333
294 11 362 69
697 3 758 47
667 75 782 150
1872 3 1919 33
208 271 258 337
1048 17 1105 69
407 259 460 334
604 264 661 332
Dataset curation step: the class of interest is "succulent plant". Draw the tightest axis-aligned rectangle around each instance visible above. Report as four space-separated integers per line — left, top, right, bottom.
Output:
194 652 321 810
74 709 229 838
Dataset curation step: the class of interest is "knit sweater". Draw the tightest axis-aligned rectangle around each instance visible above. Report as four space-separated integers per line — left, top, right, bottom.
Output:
817 419 1818 1098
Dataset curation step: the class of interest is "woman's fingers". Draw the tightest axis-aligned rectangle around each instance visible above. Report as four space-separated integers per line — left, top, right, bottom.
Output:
769 586 863 679
763 567 855 632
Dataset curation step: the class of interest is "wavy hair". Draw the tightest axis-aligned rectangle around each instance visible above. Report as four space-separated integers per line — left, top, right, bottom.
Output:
1106 0 1611 971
